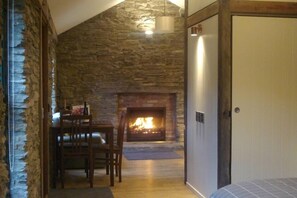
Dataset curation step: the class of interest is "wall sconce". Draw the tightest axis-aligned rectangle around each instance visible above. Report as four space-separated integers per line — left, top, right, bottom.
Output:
190 24 202 36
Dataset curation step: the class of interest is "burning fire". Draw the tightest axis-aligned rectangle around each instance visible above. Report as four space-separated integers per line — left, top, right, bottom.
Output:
131 117 155 130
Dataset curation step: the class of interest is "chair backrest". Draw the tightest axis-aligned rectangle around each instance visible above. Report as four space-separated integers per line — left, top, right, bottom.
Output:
60 109 72 116
59 114 92 156
116 112 126 150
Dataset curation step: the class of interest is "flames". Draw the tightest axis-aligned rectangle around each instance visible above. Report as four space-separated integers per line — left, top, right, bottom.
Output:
129 116 164 138
131 117 155 130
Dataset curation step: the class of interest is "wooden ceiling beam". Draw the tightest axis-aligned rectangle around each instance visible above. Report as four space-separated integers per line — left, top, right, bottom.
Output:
230 1 297 17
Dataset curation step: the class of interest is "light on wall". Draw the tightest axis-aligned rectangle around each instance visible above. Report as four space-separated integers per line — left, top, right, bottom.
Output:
191 24 202 36
155 0 174 33
145 30 154 35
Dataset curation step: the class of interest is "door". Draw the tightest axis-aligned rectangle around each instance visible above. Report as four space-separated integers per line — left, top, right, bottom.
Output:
232 16 297 183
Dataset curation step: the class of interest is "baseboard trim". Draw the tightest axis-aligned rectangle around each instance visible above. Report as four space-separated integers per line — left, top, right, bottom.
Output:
186 182 206 198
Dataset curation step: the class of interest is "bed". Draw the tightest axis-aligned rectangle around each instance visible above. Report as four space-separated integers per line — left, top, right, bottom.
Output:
210 178 297 198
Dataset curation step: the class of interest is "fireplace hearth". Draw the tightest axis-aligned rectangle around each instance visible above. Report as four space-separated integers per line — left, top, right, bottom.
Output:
127 107 166 142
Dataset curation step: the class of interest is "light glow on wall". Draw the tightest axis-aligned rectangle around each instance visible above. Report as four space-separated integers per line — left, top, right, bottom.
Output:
197 36 205 87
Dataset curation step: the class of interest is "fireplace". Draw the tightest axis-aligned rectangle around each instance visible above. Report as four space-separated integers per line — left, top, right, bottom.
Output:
127 107 166 142
118 93 177 142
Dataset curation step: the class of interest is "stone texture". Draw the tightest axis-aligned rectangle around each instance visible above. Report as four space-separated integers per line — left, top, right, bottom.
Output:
57 0 185 142
48 28 57 189
24 0 41 197
7 1 29 197
49 31 57 115
0 0 9 196
0 87 9 198
0 0 56 197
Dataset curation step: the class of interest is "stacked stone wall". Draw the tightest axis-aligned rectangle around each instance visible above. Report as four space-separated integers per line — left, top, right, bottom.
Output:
0 0 56 197
24 0 41 197
49 31 57 115
0 0 9 196
0 87 8 198
7 1 30 195
57 0 185 141
48 29 57 188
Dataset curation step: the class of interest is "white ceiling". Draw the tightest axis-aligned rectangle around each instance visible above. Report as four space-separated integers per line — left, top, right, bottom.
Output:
47 0 184 35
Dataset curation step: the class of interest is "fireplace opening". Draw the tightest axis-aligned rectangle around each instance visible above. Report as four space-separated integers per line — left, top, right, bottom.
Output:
126 107 166 142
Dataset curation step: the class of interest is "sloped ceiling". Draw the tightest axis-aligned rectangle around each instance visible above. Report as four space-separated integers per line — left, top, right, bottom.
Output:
47 0 125 34
169 0 184 8
47 0 184 35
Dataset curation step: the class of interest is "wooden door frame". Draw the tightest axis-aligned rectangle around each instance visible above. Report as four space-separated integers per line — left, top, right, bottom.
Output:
184 0 188 185
220 0 297 188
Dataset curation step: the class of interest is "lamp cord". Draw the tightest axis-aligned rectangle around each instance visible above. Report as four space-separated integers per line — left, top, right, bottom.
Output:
164 0 166 15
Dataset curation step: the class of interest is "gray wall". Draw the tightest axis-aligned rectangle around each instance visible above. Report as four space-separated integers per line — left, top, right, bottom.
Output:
57 0 185 141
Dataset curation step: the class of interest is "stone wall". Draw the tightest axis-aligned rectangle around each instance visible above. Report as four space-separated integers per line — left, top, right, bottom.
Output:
24 0 42 197
48 28 57 190
0 87 8 198
7 1 29 196
0 0 56 197
57 0 185 141
6 0 41 196
0 0 9 196
49 31 57 115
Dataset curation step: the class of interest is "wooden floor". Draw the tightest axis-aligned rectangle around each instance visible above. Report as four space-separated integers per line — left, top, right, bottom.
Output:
55 150 198 198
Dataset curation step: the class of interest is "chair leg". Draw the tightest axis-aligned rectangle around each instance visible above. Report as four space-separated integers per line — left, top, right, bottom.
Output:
90 154 93 188
115 155 119 177
60 156 65 188
85 158 89 178
105 153 109 175
119 154 122 182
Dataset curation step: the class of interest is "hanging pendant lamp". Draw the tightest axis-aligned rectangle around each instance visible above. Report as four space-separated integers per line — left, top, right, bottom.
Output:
155 0 174 33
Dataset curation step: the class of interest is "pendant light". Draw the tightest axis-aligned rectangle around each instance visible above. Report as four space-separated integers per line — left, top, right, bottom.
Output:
155 0 174 33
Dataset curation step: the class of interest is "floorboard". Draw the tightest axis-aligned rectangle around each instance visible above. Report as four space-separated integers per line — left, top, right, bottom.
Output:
52 150 198 198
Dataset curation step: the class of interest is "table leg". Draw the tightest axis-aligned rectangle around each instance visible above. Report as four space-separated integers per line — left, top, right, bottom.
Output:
52 130 57 188
110 129 114 186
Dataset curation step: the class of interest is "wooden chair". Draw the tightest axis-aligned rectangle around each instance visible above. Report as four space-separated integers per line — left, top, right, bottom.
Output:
60 109 72 116
90 112 126 187
59 114 93 188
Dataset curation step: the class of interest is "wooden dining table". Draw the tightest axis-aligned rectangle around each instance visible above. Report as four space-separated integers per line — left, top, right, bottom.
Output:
50 120 114 188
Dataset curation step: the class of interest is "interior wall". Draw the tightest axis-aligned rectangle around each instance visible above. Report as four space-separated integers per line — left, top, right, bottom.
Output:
0 0 57 197
0 0 9 195
187 15 218 198
232 16 297 183
23 0 42 196
188 0 216 16
48 31 57 115
0 88 8 198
